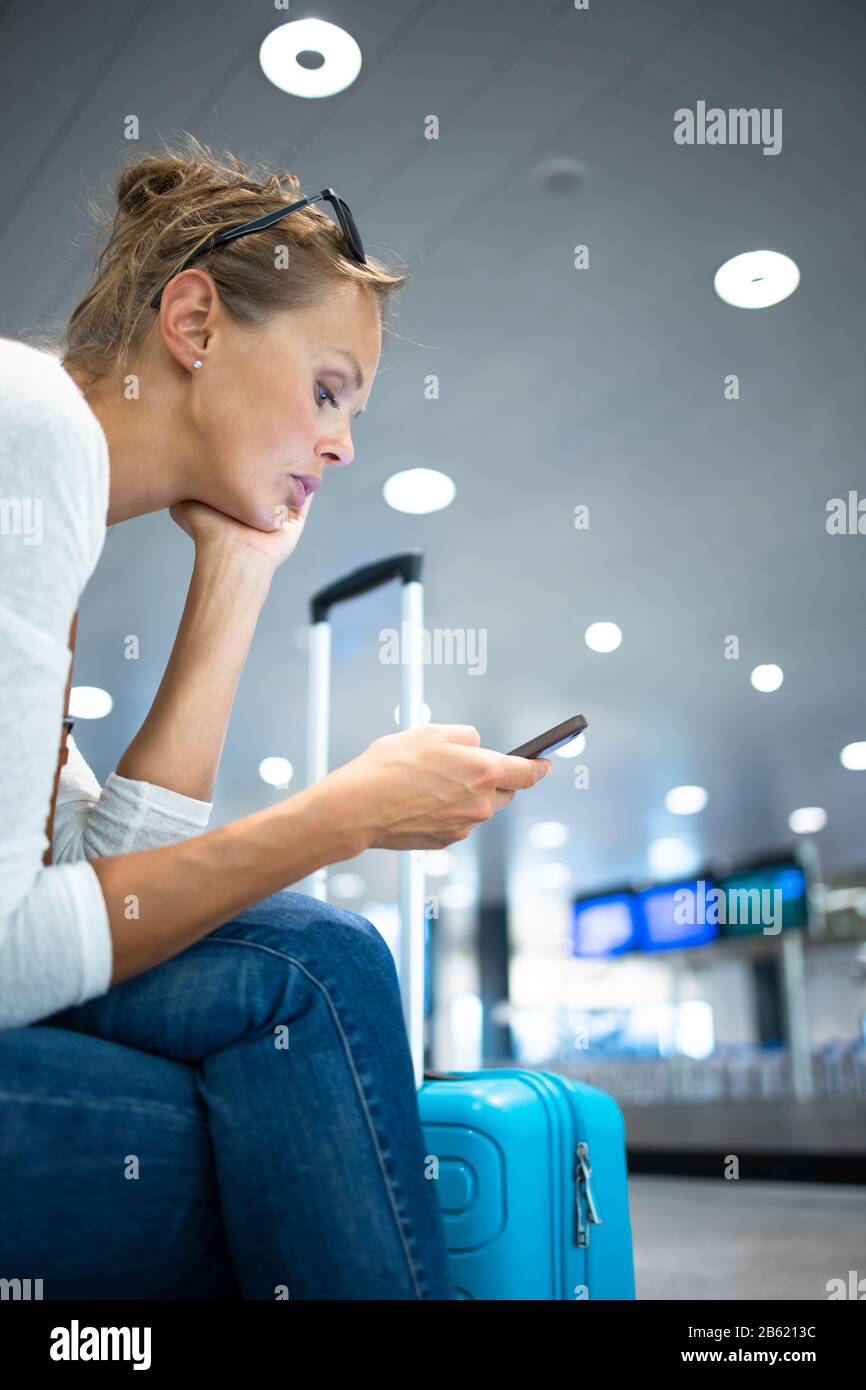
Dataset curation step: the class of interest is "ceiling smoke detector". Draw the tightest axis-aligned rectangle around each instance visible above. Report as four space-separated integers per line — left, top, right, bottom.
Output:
532 157 587 194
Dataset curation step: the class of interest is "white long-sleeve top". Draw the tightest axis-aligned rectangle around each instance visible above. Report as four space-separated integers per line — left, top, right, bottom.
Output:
0 335 212 1030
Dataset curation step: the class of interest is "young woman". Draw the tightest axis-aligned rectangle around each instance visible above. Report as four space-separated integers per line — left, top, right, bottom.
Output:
0 137 551 1300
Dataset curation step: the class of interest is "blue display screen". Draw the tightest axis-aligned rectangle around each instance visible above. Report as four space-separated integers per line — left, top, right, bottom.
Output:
570 862 807 958
717 861 807 936
571 892 640 958
637 880 719 952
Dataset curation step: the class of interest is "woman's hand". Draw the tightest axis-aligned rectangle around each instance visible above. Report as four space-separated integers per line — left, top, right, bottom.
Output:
169 493 314 579
322 723 553 851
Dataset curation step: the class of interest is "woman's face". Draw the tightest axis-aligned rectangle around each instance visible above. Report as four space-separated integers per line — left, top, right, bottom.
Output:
179 279 382 532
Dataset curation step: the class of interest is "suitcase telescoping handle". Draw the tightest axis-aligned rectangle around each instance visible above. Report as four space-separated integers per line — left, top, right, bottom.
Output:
310 552 423 622
306 551 428 1090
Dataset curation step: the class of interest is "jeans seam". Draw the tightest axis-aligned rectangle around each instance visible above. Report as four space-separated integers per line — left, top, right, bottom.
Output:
198 934 428 1300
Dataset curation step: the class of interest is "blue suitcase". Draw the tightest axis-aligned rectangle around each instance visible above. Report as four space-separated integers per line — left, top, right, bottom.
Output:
306 554 635 1300
420 1068 635 1299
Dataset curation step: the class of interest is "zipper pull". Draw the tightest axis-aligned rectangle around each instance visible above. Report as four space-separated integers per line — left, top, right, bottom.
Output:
574 1141 603 1247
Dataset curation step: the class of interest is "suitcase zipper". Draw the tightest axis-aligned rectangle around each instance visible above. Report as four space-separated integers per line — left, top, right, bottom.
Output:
573 1141 602 1247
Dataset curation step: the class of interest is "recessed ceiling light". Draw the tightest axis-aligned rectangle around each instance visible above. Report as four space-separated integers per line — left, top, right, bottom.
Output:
750 663 784 692
585 621 622 653
840 741 866 771
383 468 456 514
69 686 112 719
555 732 586 758
528 820 570 849
394 702 431 725
259 20 362 99
714 250 800 308
330 872 366 899
788 806 827 834
665 785 708 815
259 756 293 788
648 837 699 878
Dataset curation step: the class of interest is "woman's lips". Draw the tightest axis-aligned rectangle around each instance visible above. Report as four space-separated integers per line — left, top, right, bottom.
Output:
287 474 321 508
288 476 307 509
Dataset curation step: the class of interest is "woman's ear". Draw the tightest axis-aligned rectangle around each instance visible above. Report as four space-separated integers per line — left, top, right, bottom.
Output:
158 268 218 373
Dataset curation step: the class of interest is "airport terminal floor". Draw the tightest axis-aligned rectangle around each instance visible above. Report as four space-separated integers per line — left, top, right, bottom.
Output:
630 1176 866 1301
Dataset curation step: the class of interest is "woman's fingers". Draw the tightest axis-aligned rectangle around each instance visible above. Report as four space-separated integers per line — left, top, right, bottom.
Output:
489 752 553 791
430 722 482 746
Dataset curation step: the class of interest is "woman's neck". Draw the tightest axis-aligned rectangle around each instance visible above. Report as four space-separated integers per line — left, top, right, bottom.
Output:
66 365 190 526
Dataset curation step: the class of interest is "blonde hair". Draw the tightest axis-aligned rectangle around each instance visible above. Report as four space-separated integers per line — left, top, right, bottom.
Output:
60 132 408 382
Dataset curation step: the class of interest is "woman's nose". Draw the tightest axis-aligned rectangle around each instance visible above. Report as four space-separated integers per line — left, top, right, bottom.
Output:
319 436 354 468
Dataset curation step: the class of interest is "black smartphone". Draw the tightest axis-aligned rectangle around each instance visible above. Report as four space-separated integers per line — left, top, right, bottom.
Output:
507 714 588 759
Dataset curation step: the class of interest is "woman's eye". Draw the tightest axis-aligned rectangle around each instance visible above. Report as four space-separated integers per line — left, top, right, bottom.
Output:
316 383 340 410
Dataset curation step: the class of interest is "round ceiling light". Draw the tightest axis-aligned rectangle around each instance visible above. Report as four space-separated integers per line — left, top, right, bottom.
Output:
259 20 362 99
713 250 800 309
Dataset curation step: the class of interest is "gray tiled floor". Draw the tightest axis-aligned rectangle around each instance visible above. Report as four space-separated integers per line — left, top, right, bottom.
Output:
629 1176 866 1300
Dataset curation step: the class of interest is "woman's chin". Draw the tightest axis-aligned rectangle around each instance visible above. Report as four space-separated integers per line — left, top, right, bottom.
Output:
224 498 285 532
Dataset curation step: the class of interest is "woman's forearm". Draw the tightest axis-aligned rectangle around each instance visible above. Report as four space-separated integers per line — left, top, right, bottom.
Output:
115 541 272 801
91 775 368 986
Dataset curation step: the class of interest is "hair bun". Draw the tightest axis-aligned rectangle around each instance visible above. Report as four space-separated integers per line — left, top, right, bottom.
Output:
116 157 186 217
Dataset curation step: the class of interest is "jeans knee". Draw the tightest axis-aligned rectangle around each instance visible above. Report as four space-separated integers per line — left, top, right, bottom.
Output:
307 898 396 977
343 910 398 977
248 891 398 985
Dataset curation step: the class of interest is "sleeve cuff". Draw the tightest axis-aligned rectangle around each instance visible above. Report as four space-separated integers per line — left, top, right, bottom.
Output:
83 771 213 855
105 771 213 828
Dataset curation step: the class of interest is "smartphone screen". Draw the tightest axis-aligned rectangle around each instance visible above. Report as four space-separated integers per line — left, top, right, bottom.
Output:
507 714 588 759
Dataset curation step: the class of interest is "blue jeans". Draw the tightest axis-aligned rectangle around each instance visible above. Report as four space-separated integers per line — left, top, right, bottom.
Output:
0 890 455 1300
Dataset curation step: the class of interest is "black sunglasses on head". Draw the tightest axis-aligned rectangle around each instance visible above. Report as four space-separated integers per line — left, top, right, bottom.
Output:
149 187 366 309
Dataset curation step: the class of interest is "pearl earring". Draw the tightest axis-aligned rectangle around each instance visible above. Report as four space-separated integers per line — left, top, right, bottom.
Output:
192 359 202 369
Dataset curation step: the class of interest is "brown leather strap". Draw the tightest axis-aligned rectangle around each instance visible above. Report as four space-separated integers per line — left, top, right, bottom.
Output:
43 609 78 867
